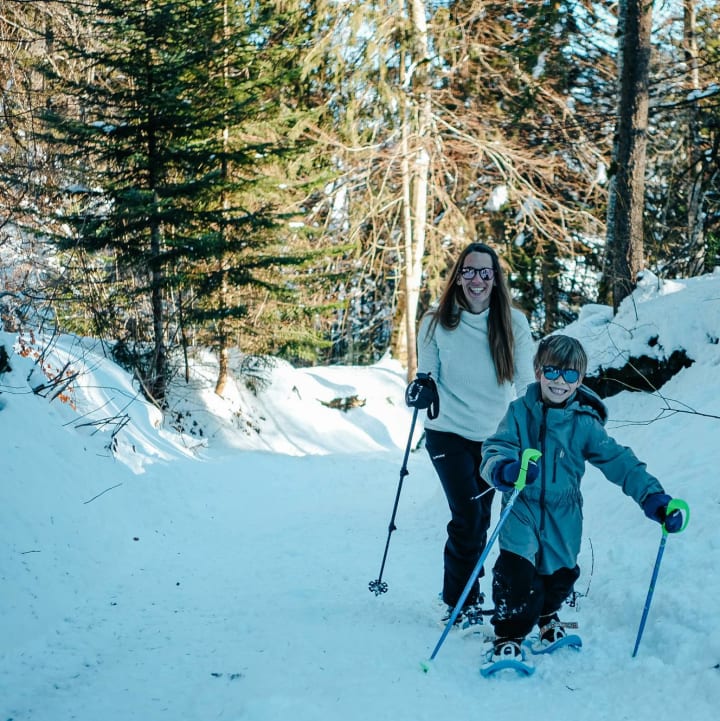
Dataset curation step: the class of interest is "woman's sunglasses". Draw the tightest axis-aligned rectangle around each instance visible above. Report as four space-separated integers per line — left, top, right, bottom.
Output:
542 365 580 384
459 266 494 281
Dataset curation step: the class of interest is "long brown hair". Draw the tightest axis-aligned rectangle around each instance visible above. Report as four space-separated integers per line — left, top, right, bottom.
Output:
423 242 517 384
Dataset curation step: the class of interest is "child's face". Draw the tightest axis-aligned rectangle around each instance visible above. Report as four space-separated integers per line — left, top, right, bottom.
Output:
536 364 582 405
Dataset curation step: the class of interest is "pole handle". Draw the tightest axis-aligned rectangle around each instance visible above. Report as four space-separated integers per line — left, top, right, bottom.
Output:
514 448 542 491
663 498 690 535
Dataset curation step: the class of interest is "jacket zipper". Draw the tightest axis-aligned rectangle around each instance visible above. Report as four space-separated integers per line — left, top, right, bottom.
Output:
539 404 548 532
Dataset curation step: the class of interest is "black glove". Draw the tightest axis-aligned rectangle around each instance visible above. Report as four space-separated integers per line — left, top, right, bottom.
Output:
491 459 539 492
405 373 439 419
642 492 683 533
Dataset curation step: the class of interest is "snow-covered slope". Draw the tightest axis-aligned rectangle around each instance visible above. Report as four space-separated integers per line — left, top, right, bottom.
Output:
1 272 719 721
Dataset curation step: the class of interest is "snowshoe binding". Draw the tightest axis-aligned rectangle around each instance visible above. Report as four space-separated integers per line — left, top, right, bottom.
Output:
527 615 582 655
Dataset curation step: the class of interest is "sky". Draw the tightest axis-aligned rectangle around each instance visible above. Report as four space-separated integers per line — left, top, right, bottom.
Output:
1 268 720 721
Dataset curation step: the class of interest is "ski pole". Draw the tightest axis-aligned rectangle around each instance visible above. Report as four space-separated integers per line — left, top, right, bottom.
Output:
426 448 542 663
631 498 690 658
368 406 420 596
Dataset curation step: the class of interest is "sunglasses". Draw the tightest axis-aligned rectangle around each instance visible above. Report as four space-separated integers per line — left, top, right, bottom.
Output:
542 365 581 384
459 266 495 281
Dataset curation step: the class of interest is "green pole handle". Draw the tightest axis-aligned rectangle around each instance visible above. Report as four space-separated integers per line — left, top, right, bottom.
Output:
514 448 542 491
663 498 690 535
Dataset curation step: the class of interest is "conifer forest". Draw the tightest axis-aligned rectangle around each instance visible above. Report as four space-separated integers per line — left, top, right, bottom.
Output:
1 1 719 403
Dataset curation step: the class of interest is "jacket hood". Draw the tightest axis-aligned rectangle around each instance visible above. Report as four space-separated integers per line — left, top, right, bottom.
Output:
573 384 608 424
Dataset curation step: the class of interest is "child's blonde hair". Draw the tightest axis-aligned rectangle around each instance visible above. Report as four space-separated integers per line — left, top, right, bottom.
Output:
534 335 588 378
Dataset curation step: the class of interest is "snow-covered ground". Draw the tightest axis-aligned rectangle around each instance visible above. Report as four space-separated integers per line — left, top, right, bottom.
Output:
1 270 719 720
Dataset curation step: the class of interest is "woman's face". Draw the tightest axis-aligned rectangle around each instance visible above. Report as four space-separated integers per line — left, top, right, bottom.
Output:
456 251 495 313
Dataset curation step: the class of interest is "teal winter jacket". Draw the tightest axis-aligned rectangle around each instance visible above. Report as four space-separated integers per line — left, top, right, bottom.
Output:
480 382 665 574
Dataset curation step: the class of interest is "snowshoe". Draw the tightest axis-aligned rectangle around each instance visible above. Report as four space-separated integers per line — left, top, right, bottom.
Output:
480 638 535 678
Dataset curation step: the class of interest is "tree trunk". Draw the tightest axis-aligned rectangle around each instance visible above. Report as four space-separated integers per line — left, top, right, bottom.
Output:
214 299 229 396
399 0 431 381
684 0 705 276
399 85 413 371
214 0 231 397
150 211 167 404
603 0 652 311
541 241 560 335
178 286 191 384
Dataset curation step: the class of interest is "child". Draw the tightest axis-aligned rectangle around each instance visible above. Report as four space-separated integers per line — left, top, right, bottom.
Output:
479 334 685 669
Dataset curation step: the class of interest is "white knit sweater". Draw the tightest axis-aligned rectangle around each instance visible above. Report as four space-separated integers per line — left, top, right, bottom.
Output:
416 307 536 442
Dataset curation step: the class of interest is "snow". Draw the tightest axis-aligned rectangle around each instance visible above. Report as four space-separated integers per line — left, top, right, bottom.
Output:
2 272 720 721
485 184 508 212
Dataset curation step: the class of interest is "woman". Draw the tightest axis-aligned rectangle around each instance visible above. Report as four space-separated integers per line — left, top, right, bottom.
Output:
410 242 535 625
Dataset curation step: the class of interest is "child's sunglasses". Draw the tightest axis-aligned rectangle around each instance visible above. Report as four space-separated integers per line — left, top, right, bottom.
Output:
542 365 580 384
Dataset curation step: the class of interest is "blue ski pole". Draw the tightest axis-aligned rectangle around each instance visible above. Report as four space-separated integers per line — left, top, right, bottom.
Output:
424 448 542 666
631 498 690 658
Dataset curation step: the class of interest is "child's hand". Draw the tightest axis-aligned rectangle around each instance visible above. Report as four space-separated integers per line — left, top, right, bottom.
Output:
492 459 539 492
664 508 683 533
642 492 684 533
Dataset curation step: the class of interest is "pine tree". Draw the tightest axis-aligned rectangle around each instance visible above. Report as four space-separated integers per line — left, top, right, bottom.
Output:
602 0 653 310
36 0 336 401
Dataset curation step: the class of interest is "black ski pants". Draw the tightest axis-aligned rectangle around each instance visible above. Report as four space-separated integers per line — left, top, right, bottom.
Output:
491 549 580 640
425 429 494 608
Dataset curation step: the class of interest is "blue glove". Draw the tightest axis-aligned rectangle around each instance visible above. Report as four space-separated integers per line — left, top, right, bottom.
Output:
642 492 683 533
492 459 539 492
664 509 683 533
